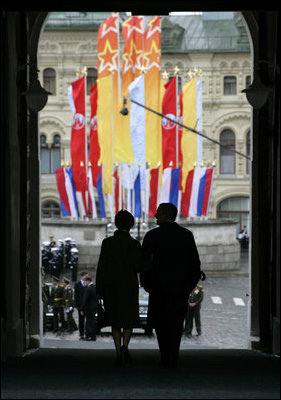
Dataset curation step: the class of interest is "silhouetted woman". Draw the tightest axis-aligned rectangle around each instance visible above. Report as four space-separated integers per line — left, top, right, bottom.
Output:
96 210 144 366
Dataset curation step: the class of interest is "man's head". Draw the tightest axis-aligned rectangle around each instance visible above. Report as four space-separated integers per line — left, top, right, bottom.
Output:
80 271 88 281
115 210 135 231
85 276 92 285
155 203 177 225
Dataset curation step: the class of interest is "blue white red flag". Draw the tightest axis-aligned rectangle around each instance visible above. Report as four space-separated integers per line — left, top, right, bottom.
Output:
134 171 142 218
169 168 180 208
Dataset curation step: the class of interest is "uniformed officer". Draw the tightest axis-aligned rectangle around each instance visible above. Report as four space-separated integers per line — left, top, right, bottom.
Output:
41 243 50 277
50 276 66 332
49 247 62 278
64 238 72 270
68 248 79 282
184 284 204 337
62 277 78 333
41 273 50 333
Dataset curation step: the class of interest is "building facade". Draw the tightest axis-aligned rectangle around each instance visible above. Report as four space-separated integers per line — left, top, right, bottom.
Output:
38 11 251 234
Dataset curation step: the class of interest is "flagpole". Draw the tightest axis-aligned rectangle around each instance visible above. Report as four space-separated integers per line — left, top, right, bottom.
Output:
83 66 89 221
110 67 114 222
174 66 180 168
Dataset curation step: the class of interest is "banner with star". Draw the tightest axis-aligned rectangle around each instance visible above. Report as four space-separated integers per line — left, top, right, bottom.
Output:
97 12 119 194
115 15 144 163
144 16 162 169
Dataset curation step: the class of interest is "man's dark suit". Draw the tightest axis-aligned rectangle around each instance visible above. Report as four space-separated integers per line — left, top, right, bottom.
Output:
82 283 98 340
140 221 201 366
74 280 87 338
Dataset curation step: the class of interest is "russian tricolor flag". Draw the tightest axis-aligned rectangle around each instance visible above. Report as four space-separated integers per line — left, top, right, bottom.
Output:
56 167 79 218
181 167 214 218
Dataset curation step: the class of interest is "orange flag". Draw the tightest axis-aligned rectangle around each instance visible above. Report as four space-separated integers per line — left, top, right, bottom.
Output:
144 16 162 170
97 12 119 194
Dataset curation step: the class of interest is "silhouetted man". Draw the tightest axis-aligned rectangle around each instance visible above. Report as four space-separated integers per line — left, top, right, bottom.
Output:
140 203 201 367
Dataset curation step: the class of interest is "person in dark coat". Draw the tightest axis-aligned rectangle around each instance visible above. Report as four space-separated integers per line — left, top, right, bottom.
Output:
96 210 146 366
74 271 88 340
140 202 201 367
81 276 98 341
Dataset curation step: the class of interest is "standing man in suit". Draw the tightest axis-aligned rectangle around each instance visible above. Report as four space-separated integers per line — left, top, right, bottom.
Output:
140 203 201 367
74 271 88 340
81 276 98 341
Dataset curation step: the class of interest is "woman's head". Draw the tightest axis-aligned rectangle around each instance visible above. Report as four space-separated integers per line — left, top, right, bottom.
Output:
115 210 135 231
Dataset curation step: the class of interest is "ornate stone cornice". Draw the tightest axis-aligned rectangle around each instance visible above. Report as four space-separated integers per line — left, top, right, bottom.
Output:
211 111 250 135
40 116 67 136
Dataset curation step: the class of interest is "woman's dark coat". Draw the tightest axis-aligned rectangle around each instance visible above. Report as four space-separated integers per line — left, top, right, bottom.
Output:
96 230 145 329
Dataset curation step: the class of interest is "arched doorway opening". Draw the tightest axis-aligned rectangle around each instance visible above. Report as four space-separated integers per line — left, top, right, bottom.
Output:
34 10 254 351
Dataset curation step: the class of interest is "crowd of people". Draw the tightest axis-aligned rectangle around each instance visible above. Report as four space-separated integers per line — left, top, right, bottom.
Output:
42 271 99 340
41 235 79 282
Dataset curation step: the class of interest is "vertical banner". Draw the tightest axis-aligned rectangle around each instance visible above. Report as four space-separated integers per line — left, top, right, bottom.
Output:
128 74 146 190
89 83 100 187
159 167 172 204
162 76 177 169
134 171 142 218
202 167 215 216
149 167 159 217
181 77 197 190
97 12 119 194
196 78 203 167
87 167 97 218
144 16 162 169
68 76 88 217
181 169 194 218
56 167 71 217
169 168 180 208
189 167 207 217
116 15 144 163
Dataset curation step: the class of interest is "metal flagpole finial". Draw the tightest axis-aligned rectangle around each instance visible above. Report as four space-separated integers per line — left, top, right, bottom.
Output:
161 70 169 81
76 68 81 78
140 65 147 74
193 161 197 168
88 161 92 167
82 66 88 76
212 160 216 167
174 66 180 76
80 161 84 167
187 69 193 80
61 160 66 167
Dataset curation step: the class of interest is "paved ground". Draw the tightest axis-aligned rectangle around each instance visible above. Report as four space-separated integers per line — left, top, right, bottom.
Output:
2 348 279 399
2 254 280 398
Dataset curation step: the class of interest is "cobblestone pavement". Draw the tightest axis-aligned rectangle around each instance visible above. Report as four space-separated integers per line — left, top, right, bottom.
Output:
43 258 251 350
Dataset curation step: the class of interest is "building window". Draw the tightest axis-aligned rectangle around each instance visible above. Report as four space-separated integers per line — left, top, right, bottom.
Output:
51 134 61 173
43 68 56 95
41 201 60 219
246 75 251 88
217 196 250 236
177 75 182 94
40 134 61 174
87 68 97 95
40 134 50 174
223 76 236 95
246 130 251 175
220 129 236 174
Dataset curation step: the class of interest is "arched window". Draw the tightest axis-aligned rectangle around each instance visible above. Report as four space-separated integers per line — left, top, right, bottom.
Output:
223 76 236 95
220 129 236 174
246 131 251 175
41 200 60 219
217 196 250 237
51 134 61 173
43 68 56 95
40 134 51 174
87 68 97 95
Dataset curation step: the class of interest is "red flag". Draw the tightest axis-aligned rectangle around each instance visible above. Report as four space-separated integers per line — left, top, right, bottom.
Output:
69 76 88 217
181 169 194 217
149 168 159 217
162 77 177 169
178 89 183 190
89 83 100 187
56 167 71 216
70 77 87 192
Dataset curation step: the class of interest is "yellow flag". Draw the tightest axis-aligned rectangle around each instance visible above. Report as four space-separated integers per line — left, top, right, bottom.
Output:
97 75 113 194
181 78 197 189
144 16 162 169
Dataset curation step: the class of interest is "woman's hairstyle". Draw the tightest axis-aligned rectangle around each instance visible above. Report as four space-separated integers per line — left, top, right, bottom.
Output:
115 210 135 231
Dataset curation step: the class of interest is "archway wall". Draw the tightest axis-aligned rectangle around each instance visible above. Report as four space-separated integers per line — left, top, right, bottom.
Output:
1 7 280 359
